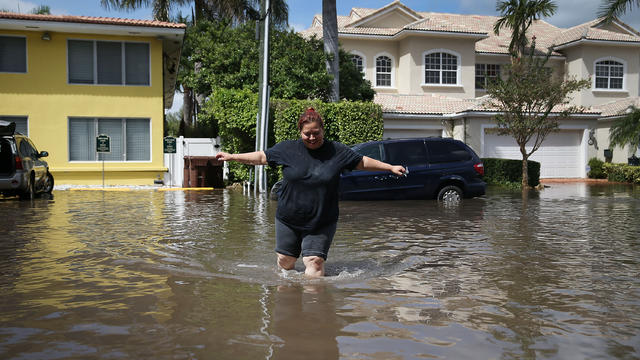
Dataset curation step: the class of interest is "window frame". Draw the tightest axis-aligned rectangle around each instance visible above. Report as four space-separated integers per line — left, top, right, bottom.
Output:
67 117 152 162
349 50 366 74
0 115 28 136
475 63 501 90
422 49 461 86
374 52 395 88
66 39 151 87
0 35 27 73
593 57 626 91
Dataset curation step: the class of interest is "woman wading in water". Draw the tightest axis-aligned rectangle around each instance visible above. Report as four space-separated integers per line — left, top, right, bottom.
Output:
216 108 405 277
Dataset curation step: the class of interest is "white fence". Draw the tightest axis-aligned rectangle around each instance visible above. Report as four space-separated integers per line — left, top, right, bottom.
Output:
163 136 222 187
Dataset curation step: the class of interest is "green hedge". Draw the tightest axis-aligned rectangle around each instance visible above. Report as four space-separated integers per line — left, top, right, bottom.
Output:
587 157 607 179
201 88 384 184
481 158 541 188
603 163 640 184
271 99 383 145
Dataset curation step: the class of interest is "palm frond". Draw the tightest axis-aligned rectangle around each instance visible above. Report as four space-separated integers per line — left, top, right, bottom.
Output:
609 106 640 149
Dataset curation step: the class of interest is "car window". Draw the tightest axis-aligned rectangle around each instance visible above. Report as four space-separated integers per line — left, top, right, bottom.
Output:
384 141 427 166
19 139 36 158
356 143 383 161
427 141 471 163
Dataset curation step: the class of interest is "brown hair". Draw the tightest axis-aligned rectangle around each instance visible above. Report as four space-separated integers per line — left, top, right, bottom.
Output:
297 107 324 131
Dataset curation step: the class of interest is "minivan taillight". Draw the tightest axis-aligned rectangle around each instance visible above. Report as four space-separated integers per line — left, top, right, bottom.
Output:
474 162 484 176
15 156 24 170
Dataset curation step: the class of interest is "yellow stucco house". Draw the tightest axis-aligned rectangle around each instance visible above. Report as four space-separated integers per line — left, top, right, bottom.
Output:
0 12 185 185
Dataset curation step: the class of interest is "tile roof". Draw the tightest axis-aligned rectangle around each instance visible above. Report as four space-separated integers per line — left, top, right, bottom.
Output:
553 18 640 47
375 93 603 116
374 93 477 115
0 11 186 29
594 97 640 117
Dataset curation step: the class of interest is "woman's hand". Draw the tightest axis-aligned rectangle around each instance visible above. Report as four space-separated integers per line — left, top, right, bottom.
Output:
390 165 406 176
215 152 234 162
215 151 267 165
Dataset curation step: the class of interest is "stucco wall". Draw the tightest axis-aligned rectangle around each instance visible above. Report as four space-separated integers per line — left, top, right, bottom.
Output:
563 44 640 107
342 35 478 97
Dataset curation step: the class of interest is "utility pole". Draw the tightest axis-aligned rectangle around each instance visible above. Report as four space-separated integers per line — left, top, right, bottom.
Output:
255 0 271 194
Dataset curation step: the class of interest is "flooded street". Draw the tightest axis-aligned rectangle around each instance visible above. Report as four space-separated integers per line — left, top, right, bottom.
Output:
0 183 639 359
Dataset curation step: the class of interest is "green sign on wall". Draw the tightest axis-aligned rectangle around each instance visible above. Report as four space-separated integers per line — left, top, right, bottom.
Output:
164 136 177 154
96 134 111 153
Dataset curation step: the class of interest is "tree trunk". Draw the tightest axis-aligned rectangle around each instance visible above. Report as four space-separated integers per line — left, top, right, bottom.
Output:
322 0 339 102
181 86 194 136
521 155 530 189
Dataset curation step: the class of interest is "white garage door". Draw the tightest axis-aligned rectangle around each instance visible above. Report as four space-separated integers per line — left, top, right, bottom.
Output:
483 130 583 178
383 128 443 139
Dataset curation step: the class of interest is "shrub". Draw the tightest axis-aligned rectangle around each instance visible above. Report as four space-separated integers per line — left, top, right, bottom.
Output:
481 158 540 188
603 163 640 184
587 157 606 179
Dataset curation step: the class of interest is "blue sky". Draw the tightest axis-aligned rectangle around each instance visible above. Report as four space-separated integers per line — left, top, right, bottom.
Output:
2 0 638 112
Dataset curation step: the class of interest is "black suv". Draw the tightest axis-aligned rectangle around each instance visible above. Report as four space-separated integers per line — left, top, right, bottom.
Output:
0 121 54 199
340 137 485 201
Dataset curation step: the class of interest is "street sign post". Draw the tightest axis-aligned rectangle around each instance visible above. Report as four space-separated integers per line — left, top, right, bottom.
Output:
164 136 177 187
96 134 110 188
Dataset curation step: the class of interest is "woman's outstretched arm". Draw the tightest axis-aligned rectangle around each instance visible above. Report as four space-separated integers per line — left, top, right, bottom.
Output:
356 156 406 176
215 151 267 165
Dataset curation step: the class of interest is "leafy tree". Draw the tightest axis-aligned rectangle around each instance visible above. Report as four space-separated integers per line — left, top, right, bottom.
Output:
181 20 372 102
486 44 590 188
31 5 51 14
493 0 557 58
322 0 339 102
599 0 639 22
608 106 640 153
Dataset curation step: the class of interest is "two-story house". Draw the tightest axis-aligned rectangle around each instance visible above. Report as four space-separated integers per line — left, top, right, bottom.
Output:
302 1 640 178
0 12 185 185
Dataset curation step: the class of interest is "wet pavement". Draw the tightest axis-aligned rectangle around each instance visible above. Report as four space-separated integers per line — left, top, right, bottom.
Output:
0 183 639 359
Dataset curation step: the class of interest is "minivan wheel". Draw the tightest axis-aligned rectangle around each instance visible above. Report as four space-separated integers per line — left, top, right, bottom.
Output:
437 185 462 204
43 172 54 193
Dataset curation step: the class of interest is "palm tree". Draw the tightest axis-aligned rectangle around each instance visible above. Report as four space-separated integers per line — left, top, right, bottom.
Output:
101 0 188 21
609 106 640 153
599 0 639 23
322 0 339 102
493 0 557 58
101 0 287 24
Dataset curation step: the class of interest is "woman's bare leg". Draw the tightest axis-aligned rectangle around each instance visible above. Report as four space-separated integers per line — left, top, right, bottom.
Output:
302 256 324 277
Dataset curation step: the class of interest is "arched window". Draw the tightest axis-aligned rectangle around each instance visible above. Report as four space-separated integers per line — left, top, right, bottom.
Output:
351 54 364 73
424 50 459 85
376 55 392 87
594 59 624 89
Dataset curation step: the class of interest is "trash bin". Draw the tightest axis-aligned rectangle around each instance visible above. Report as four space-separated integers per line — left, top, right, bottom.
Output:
183 156 224 188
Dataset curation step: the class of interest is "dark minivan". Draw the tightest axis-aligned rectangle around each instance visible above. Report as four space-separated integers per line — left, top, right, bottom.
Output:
340 137 485 201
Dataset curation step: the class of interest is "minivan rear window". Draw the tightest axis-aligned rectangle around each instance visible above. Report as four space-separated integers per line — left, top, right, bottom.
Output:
427 141 471 163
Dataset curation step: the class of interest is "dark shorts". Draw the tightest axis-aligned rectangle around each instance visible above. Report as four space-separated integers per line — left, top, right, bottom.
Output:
275 219 337 260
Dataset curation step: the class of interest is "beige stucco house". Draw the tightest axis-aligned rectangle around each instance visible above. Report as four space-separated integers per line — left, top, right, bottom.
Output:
302 1 640 178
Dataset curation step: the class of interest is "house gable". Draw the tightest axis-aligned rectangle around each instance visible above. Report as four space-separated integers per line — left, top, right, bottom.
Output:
348 2 422 29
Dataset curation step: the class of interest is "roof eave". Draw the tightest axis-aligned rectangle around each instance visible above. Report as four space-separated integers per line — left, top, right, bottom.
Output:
0 18 185 38
340 29 488 41
554 38 640 50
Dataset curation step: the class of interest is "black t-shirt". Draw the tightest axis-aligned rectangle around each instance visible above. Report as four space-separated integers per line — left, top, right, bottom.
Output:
265 139 363 231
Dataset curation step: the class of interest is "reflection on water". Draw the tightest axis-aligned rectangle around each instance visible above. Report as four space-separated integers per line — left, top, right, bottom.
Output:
0 183 639 359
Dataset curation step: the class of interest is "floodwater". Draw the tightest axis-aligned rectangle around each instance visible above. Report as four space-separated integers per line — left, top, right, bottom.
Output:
0 183 639 359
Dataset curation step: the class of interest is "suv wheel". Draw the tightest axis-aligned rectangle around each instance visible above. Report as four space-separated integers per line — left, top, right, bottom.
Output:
43 172 54 193
437 185 462 204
